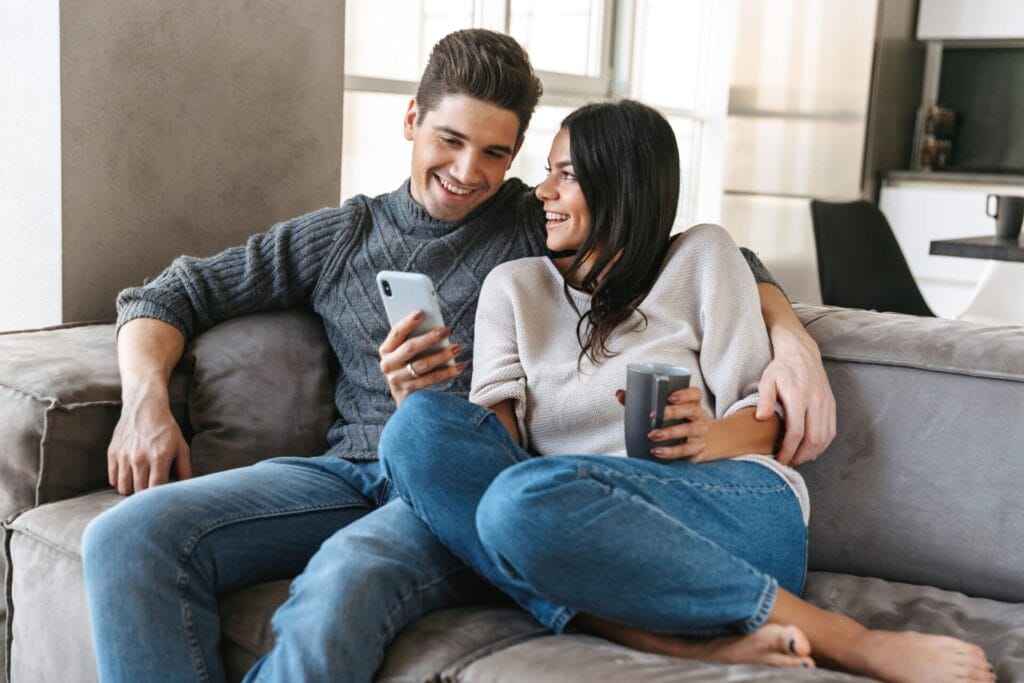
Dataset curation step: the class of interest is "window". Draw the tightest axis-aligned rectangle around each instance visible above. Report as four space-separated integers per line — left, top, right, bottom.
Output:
340 0 730 229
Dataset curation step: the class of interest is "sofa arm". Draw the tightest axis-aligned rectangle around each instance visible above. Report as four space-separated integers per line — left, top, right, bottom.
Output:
0 322 190 517
793 304 1024 603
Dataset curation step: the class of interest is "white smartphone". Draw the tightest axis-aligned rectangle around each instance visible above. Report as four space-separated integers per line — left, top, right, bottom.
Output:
376 271 454 366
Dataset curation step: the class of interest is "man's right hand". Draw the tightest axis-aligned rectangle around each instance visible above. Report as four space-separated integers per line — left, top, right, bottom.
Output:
107 389 192 495
378 309 466 406
110 317 190 494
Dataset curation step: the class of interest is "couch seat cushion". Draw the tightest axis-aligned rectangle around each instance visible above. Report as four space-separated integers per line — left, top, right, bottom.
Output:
7 489 1024 682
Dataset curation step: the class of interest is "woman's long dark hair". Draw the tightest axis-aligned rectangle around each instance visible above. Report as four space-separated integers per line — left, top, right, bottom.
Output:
560 100 680 365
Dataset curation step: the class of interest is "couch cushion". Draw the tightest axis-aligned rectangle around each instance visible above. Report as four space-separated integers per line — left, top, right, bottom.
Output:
796 304 1024 380
6 489 1023 682
4 489 121 683
0 322 188 683
184 309 338 476
456 633 866 682
803 572 1024 681
795 305 1024 603
0 322 192 511
219 580 289 679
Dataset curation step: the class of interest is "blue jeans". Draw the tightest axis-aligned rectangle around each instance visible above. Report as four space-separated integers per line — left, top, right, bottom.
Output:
379 391 807 637
82 456 492 683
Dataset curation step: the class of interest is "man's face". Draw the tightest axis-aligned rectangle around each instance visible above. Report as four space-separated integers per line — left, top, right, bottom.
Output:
405 94 523 223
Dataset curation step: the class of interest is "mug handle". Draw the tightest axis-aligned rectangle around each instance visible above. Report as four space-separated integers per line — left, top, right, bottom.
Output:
987 194 999 219
651 374 671 430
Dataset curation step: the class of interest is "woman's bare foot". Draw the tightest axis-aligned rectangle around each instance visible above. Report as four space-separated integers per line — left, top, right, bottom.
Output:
577 614 815 670
672 623 816 669
841 630 995 683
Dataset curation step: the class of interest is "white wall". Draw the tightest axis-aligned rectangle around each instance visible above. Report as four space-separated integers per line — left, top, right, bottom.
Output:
918 0 1024 39
0 0 63 330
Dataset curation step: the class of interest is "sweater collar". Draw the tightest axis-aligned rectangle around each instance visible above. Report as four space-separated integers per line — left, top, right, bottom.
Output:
388 179 519 236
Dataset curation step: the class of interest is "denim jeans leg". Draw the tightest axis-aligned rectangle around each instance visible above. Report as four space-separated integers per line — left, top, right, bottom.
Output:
476 455 807 636
244 497 496 683
82 456 390 683
379 391 575 632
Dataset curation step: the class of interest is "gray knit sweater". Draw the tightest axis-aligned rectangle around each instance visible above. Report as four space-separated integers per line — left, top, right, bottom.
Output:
116 179 780 460
117 180 547 458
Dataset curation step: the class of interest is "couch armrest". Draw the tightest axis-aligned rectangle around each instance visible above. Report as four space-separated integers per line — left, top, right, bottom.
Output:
792 304 1024 603
0 323 190 517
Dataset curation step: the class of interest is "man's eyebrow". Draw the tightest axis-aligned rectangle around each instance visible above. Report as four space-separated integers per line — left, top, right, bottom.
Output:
433 125 514 155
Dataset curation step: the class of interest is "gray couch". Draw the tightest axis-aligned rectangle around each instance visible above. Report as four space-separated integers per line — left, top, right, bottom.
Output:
2 304 1023 682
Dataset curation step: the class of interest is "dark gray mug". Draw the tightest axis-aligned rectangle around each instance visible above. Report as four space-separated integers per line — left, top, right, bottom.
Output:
986 194 1024 239
624 363 692 459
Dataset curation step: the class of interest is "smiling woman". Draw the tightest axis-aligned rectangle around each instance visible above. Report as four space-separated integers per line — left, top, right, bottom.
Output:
536 128 591 255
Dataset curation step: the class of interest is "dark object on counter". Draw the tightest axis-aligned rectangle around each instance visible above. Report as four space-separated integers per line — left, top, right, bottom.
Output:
811 199 935 317
987 194 1024 240
911 105 956 171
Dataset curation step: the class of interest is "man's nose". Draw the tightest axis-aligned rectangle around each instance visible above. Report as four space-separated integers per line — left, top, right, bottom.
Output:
450 151 482 185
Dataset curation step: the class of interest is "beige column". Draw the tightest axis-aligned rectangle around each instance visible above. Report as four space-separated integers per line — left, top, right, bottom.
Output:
0 0 346 330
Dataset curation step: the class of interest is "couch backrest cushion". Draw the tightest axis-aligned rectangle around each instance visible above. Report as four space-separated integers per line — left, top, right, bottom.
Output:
184 309 338 476
795 305 1024 602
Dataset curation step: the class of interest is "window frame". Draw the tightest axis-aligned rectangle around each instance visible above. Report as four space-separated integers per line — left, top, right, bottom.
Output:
340 0 730 227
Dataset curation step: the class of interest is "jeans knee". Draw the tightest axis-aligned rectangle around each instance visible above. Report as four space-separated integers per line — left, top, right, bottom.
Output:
81 510 113 576
82 496 154 577
476 460 578 578
83 488 187 579
380 391 457 482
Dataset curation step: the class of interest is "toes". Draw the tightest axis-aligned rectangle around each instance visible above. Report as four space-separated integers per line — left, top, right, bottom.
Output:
760 652 816 669
959 658 996 683
769 624 812 658
786 625 813 658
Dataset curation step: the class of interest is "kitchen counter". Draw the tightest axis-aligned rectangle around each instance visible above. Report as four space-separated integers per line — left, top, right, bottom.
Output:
884 170 1024 187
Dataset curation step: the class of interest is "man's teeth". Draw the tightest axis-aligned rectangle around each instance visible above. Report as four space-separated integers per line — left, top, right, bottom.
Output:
546 212 570 222
438 177 471 195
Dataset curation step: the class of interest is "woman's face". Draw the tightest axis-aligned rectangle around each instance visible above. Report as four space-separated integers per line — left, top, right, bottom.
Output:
535 128 591 253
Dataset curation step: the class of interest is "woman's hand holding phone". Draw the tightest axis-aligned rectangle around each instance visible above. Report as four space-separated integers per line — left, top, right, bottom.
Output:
378 309 466 406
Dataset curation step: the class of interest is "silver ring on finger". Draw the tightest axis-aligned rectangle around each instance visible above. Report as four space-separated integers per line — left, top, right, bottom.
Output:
406 362 419 379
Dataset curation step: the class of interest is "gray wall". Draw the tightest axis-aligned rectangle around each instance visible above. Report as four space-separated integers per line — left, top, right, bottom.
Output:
1 0 346 330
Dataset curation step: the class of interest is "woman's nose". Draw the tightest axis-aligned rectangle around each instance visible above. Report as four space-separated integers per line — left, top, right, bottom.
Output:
535 176 556 201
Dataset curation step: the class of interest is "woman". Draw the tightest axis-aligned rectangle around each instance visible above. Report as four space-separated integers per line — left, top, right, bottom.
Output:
378 100 993 682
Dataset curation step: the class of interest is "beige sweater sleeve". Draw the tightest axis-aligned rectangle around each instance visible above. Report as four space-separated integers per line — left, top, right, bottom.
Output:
686 224 780 420
469 267 531 448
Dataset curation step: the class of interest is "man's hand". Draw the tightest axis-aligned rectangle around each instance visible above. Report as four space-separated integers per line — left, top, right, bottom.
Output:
108 389 192 495
756 326 836 467
379 309 466 406
110 317 190 495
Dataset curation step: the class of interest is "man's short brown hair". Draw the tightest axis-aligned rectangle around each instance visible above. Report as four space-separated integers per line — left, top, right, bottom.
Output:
416 29 543 139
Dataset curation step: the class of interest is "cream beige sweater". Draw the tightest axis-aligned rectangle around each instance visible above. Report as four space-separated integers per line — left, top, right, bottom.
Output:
469 223 809 523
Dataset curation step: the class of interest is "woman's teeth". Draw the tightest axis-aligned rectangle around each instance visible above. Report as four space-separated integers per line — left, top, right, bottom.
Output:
546 212 569 222
438 176 471 195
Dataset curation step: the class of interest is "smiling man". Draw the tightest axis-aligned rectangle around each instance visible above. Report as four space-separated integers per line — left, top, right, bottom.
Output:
81 28 835 683
405 93 523 221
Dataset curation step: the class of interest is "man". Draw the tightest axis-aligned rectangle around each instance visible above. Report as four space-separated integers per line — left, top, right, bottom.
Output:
82 28 835 682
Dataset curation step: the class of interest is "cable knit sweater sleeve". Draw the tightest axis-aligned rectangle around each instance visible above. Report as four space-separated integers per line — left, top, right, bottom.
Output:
115 204 361 340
